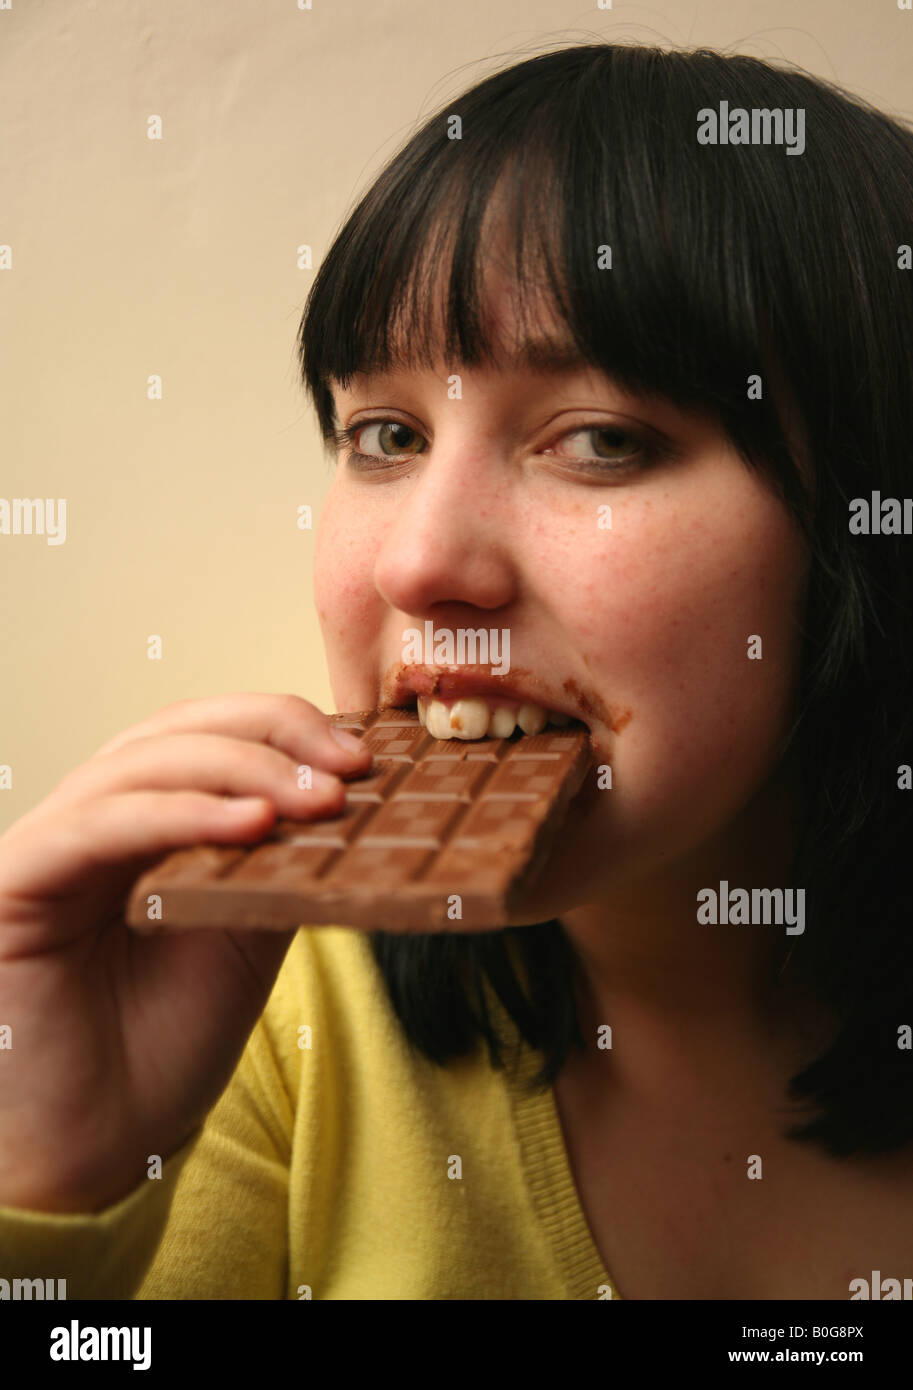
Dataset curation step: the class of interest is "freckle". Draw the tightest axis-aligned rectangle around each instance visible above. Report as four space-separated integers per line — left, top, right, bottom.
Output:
723 1153 732 1163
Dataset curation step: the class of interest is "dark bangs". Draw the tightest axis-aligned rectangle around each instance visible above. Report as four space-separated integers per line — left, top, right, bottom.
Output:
298 45 827 528
297 43 913 1157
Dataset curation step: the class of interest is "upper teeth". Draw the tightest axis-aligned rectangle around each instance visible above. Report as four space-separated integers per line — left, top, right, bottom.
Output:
416 696 571 740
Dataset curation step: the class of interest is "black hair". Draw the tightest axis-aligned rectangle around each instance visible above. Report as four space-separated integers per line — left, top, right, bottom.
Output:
296 42 913 1158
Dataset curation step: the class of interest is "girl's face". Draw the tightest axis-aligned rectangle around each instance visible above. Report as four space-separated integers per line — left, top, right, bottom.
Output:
314 269 811 922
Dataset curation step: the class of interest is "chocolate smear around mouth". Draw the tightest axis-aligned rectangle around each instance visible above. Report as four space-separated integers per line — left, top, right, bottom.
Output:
381 663 628 719
561 678 633 737
381 662 556 706
378 663 631 759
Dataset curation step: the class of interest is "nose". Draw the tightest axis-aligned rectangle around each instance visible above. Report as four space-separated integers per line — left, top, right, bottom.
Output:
373 427 519 616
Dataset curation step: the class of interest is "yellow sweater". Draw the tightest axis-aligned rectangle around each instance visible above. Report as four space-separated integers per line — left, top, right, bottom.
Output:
0 926 617 1300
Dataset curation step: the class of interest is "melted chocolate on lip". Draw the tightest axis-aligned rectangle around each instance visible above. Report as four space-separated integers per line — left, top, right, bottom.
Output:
378 661 633 757
561 677 633 736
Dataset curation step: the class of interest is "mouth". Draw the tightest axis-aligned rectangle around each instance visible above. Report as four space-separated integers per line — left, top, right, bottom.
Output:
384 665 588 742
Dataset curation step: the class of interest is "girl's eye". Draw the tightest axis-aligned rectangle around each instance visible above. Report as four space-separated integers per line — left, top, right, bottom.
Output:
332 420 424 469
331 419 669 475
542 425 665 472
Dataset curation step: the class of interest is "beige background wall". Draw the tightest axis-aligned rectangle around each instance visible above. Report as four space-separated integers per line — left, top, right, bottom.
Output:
1 0 910 831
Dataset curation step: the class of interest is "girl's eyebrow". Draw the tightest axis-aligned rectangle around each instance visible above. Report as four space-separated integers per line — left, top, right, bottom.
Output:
512 340 677 415
513 336 589 373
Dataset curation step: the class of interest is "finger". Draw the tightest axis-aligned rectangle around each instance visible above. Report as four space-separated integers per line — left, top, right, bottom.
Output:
0 789 279 914
49 732 349 819
88 693 371 774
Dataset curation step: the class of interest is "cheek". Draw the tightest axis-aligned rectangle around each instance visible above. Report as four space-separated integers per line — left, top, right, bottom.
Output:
565 485 808 811
313 483 378 640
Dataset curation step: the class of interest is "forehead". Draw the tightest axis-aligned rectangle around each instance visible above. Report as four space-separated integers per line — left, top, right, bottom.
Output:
325 259 686 420
330 248 595 396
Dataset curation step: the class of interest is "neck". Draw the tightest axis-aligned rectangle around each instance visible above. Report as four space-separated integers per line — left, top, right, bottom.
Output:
558 754 833 1088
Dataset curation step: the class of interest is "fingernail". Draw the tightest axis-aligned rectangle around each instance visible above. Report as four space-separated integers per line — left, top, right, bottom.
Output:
329 726 366 755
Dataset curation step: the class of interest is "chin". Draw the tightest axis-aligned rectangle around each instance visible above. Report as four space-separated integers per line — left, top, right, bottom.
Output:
507 820 605 926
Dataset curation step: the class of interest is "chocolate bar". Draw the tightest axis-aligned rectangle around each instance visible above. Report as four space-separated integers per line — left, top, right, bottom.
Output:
125 709 591 931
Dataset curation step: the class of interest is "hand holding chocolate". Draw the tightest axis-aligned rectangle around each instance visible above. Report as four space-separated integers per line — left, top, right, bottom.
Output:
125 707 591 932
